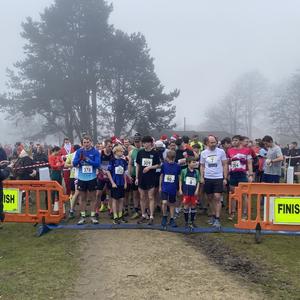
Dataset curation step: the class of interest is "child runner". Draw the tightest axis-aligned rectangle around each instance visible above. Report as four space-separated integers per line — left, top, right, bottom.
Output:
107 145 128 224
160 150 181 227
179 157 200 228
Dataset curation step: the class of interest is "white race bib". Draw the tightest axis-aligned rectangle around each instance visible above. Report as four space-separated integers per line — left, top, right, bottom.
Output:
142 158 153 167
164 175 175 183
115 166 124 175
231 160 242 169
186 176 196 186
82 166 92 174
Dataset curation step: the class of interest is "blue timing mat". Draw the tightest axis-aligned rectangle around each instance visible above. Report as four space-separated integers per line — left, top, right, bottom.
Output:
36 223 300 237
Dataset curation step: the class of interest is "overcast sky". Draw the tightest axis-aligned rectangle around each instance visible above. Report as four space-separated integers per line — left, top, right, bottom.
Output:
1 0 300 131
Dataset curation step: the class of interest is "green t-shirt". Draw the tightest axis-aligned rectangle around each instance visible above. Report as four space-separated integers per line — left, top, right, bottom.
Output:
130 147 142 177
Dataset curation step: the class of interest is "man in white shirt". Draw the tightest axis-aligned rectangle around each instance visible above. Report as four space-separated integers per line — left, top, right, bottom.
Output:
200 135 228 228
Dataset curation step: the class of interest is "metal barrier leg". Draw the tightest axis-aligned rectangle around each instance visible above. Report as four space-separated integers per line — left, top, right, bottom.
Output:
255 223 262 244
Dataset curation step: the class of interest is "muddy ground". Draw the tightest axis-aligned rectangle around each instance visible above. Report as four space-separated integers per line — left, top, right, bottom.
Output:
67 230 266 300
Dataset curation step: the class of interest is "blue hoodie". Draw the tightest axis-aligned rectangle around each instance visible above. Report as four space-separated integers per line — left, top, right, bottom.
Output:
73 147 101 181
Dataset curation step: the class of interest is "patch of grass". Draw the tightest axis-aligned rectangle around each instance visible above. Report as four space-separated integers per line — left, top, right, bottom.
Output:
0 223 79 300
217 234 300 298
187 232 300 299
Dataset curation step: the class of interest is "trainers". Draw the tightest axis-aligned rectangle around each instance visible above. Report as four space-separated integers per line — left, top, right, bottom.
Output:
137 216 148 224
99 204 108 212
185 222 190 229
68 211 75 219
161 216 168 227
168 218 177 228
123 210 129 217
228 213 235 221
212 219 221 228
113 218 120 225
131 212 140 220
190 222 197 228
148 218 154 225
91 217 99 224
207 216 215 225
77 217 86 225
119 217 128 223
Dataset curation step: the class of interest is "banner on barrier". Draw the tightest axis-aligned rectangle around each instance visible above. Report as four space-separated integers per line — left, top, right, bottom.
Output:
2 188 22 213
274 197 300 225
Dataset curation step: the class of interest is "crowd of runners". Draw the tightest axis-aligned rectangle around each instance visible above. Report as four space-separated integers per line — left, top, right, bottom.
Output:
1 132 299 228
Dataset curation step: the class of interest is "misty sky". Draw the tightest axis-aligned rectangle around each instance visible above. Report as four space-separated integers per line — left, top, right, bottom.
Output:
1 0 300 131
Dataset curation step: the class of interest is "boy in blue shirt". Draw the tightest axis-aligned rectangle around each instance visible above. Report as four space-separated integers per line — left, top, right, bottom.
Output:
179 157 200 228
107 145 128 224
159 150 181 227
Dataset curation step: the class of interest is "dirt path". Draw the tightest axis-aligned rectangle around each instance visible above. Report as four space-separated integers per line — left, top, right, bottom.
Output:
68 230 264 300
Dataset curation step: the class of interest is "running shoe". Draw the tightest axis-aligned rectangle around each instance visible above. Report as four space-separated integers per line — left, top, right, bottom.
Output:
212 219 221 228
207 216 215 225
137 216 148 224
190 222 197 229
148 218 154 225
113 218 120 225
77 217 86 225
168 218 177 228
68 211 75 219
242 214 248 221
91 217 99 225
228 213 235 221
161 216 168 227
131 212 140 220
119 217 128 224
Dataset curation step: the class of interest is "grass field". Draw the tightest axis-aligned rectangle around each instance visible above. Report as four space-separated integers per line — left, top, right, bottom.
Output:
0 223 79 300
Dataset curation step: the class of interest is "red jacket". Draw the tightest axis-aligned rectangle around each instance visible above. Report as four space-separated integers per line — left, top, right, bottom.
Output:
49 155 64 170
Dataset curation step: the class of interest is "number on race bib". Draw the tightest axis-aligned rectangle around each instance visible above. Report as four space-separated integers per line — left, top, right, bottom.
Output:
115 166 124 175
231 160 241 169
82 166 92 174
142 158 153 167
185 177 196 186
164 175 175 183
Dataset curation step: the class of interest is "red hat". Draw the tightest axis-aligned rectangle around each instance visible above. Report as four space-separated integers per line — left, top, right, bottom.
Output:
160 134 168 141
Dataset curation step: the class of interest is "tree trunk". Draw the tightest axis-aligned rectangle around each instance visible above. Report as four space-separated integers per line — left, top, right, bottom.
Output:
91 88 98 143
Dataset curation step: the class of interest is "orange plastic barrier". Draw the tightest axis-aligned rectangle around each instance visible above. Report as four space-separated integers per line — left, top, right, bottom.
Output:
3 180 68 224
229 183 300 231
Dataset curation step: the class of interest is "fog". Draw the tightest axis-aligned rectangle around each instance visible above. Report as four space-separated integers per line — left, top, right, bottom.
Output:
1 0 300 142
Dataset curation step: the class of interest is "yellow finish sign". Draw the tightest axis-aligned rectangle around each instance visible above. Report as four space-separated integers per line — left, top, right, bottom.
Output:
2 188 21 213
274 197 300 225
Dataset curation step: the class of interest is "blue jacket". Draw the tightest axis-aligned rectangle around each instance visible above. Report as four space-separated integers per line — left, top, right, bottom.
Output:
73 147 101 181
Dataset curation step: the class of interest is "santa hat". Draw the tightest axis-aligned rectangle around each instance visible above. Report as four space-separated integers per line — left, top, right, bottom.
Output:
160 134 168 141
111 136 122 145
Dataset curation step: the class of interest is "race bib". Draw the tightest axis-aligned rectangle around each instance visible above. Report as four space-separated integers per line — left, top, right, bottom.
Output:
186 176 196 186
82 166 92 174
207 155 217 168
231 160 242 170
142 158 153 167
164 175 175 183
115 166 124 175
